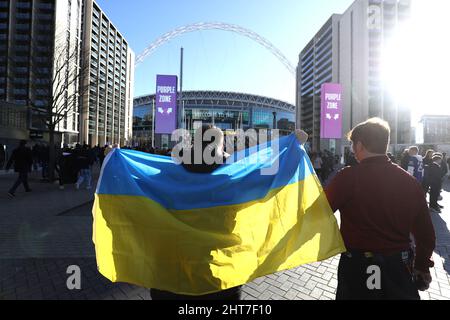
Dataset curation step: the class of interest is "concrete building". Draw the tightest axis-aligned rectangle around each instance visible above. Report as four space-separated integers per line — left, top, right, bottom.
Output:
79 0 134 147
0 0 82 148
417 115 450 145
296 0 412 154
0 0 134 148
296 14 341 152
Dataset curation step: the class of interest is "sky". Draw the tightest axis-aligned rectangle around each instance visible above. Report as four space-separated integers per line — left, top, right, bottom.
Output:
96 0 354 105
96 0 450 121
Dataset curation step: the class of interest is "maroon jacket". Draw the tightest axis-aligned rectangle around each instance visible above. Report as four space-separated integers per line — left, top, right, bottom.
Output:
325 156 436 272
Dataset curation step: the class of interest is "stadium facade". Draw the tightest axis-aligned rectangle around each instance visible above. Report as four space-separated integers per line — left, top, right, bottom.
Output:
133 91 296 148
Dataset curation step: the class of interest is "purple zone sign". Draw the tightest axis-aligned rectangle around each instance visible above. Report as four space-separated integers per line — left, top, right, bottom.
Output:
320 83 343 139
155 75 178 134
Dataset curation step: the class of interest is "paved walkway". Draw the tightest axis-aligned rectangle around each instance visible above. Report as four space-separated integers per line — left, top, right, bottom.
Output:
0 168 449 300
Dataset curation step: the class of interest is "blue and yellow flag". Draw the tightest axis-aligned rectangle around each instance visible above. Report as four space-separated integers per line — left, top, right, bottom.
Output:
93 134 345 295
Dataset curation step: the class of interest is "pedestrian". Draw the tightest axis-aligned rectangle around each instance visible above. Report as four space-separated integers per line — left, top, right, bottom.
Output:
75 145 95 190
59 146 78 190
407 146 424 183
150 125 243 300
325 118 435 300
6 140 33 197
441 153 448 178
400 149 410 171
422 150 434 193
32 143 39 172
429 153 445 213
312 152 323 182
0 143 5 169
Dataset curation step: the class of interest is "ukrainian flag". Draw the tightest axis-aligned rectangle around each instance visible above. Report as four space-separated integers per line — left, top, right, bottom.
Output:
93 134 345 295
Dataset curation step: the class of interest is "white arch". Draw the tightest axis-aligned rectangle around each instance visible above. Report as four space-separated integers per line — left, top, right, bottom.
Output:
135 22 296 76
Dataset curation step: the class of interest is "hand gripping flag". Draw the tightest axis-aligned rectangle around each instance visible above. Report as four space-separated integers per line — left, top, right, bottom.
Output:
93 134 346 295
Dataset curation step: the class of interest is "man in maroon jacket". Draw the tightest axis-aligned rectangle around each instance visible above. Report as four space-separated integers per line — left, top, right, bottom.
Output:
325 118 436 300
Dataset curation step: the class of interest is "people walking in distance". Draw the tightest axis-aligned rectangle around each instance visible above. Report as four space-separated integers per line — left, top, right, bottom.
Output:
75 145 95 190
325 118 435 300
58 145 78 190
6 140 33 198
422 149 435 193
312 152 323 182
441 153 448 178
0 143 5 169
38 144 50 180
428 153 445 213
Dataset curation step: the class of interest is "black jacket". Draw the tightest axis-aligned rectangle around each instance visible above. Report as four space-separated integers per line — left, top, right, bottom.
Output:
6 146 33 172
428 162 444 190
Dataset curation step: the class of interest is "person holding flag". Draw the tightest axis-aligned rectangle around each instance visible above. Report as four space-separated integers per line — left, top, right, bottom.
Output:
92 127 345 299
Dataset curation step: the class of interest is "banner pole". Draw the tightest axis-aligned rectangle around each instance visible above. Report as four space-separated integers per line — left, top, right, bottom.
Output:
152 98 155 149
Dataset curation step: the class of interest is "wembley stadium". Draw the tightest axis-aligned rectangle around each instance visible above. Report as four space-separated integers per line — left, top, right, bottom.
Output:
133 91 296 148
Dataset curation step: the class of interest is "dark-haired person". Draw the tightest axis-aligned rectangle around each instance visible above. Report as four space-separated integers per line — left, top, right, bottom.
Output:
0 143 5 170
448 157 450 180
150 125 309 300
325 118 436 300
6 140 33 197
428 153 445 213
422 149 435 194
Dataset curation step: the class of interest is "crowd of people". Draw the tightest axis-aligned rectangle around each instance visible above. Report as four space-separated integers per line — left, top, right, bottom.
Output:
0 120 443 300
2 141 123 197
310 150 340 183
398 146 450 213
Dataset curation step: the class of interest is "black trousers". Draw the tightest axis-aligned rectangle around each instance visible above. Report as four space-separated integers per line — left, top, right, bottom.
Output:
430 185 441 208
336 251 420 300
9 171 30 194
150 286 242 300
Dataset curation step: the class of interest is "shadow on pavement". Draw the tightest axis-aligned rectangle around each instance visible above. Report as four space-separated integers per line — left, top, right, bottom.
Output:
0 258 150 300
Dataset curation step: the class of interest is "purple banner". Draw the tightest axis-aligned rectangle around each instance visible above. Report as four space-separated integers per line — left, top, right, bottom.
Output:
155 75 178 134
320 83 343 139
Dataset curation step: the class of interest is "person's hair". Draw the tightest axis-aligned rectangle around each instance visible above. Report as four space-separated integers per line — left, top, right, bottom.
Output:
425 149 435 159
347 118 390 154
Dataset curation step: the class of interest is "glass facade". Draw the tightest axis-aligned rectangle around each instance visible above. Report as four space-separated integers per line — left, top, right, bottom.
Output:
0 0 56 105
133 92 296 147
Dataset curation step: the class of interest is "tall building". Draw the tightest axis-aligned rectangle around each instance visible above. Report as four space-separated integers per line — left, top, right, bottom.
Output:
0 0 83 145
417 115 450 145
80 0 134 147
0 0 134 149
296 15 341 152
296 0 412 153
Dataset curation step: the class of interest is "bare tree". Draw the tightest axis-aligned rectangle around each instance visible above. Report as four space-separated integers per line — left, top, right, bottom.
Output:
24 32 90 181
3 28 90 181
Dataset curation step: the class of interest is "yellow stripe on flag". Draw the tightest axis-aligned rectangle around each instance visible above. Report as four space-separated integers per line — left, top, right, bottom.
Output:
92 173 345 295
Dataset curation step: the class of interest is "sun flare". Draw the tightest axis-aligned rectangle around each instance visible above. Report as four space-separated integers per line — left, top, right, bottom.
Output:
381 0 450 119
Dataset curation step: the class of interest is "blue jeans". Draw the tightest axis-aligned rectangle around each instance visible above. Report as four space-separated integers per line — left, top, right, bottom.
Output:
76 168 92 189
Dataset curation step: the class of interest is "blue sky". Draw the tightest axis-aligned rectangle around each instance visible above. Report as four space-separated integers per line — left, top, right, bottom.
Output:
96 0 355 105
